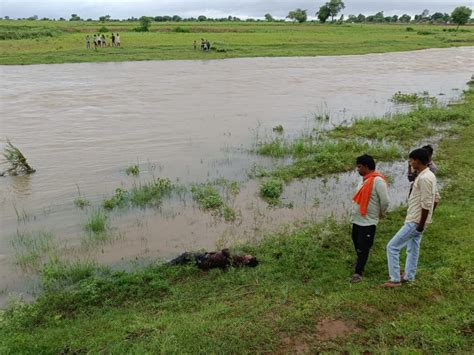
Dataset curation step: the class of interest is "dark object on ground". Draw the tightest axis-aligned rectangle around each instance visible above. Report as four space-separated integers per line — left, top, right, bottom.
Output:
169 248 258 270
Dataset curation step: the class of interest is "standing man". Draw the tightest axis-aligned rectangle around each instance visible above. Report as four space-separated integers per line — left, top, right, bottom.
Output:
383 148 440 287
350 154 390 283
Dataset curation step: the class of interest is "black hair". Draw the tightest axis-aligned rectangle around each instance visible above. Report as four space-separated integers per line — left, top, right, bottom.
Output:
409 148 430 165
422 144 434 157
356 154 376 170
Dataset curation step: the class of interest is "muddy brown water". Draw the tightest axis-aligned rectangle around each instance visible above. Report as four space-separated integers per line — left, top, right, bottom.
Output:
0 47 473 306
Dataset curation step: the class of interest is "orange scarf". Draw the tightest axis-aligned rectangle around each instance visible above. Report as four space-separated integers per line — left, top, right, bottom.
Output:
352 171 386 217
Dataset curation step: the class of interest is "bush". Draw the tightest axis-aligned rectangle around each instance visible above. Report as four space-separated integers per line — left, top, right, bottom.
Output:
172 26 190 33
405 27 414 32
260 178 284 200
126 165 140 176
98 26 109 33
191 184 223 209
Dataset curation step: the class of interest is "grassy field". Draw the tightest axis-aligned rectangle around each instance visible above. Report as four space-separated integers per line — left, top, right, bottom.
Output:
0 84 473 353
0 20 473 64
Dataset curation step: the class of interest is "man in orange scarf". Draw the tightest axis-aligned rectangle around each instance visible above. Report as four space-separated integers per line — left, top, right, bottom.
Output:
350 154 390 283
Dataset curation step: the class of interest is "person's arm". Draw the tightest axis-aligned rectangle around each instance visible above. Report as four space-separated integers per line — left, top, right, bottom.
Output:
417 177 434 232
375 178 390 218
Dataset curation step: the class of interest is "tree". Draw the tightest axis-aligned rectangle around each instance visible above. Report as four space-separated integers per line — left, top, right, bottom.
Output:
287 8 307 23
264 13 274 22
198 15 207 21
172 15 182 22
99 15 111 22
327 0 345 22
431 12 444 22
136 16 151 31
356 13 366 23
399 14 411 23
316 5 331 23
27 15 38 21
69 14 82 21
451 6 472 30
373 11 385 23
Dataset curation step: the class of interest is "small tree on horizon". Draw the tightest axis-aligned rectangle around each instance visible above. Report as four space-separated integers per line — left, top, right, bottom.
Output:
287 9 307 23
317 5 331 23
327 0 345 22
264 13 274 22
451 6 472 30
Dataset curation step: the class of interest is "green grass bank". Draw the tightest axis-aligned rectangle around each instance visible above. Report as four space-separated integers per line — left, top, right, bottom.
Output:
0 21 473 64
0 89 473 353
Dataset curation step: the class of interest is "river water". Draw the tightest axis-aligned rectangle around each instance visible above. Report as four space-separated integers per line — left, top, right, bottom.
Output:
0 47 473 306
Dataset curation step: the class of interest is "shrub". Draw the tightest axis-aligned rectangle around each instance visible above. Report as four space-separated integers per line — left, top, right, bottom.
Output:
126 165 140 176
260 178 284 200
172 26 190 33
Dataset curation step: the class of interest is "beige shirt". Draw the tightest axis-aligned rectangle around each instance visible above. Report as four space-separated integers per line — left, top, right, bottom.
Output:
405 167 440 224
351 176 390 226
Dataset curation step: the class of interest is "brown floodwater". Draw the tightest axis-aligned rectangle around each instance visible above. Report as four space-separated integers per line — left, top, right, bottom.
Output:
0 47 473 306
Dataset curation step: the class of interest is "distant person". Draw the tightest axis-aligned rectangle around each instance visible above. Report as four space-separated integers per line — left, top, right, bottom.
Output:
101 34 106 47
85 35 90 49
193 40 197 50
383 148 440 288
201 38 205 50
111 33 116 47
350 154 389 283
93 34 98 49
206 39 211 51
115 33 121 47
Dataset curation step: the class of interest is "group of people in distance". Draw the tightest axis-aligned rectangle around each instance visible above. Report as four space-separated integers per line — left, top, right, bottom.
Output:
350 145 439 287
193 38 211 51
85 33 121 49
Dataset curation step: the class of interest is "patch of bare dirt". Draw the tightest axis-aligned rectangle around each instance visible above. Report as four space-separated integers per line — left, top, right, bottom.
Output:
316 318 361 341
277 336 310 354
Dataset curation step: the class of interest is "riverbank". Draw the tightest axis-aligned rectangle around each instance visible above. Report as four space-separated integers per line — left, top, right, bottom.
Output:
1 86 473 353
0 21 473 64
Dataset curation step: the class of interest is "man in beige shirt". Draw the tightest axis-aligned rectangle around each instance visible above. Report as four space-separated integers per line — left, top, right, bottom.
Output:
383 148 440 287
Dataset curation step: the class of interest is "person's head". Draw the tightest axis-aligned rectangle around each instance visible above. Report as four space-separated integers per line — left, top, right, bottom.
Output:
356 154 376 176
422 145 434 160
409 148 430 171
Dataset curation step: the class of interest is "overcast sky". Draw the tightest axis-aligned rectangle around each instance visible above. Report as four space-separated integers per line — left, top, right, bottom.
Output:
0 0 472 19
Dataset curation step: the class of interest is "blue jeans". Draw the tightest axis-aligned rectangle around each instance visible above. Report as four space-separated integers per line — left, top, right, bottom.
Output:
387 222 423 282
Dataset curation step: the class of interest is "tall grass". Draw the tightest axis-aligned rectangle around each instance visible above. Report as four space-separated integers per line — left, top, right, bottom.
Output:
11 231 57 270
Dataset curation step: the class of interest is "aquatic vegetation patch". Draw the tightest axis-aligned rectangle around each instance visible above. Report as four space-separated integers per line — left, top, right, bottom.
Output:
1 139 35 176
191 184 224 210
260 178 284 204
391 91 437 105
74 197 90 208
85 210 108 234
103 178 173 209
11 231 57 270
126 164 140 176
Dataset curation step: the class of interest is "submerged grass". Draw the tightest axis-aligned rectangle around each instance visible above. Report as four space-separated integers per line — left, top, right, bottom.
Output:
103 178 173 210
0 91 473 352
255 84 474 181
11 231 57 270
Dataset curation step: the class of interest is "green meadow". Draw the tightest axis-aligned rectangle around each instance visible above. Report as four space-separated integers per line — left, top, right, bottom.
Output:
0 20 473 64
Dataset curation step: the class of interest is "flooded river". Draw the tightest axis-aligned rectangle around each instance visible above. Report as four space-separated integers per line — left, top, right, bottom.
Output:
0 47 473 306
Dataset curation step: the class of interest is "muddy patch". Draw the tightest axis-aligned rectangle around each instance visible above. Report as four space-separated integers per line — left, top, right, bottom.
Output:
316 318 361 341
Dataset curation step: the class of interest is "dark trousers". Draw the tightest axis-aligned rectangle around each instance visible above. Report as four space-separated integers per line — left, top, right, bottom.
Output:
352 224 376 275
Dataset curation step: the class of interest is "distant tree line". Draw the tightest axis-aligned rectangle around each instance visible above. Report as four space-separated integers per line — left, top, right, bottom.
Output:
1 4 472 29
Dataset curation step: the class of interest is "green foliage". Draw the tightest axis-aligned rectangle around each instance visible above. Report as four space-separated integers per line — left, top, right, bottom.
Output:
260 178 284 202
85 210 107 234
222 205 236 222
11 231 56 270
98 26 109 33
287 9 308 23
391 91 437 105
191 184 223 209
172 26 190 33
125 164 140 176
451 6 472 29
2 139 35 175
73 197 90 208
135 16 152 32
103 178 173 209
317 5 331 23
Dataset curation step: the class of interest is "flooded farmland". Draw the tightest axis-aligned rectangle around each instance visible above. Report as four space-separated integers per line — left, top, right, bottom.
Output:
0 47 473 306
